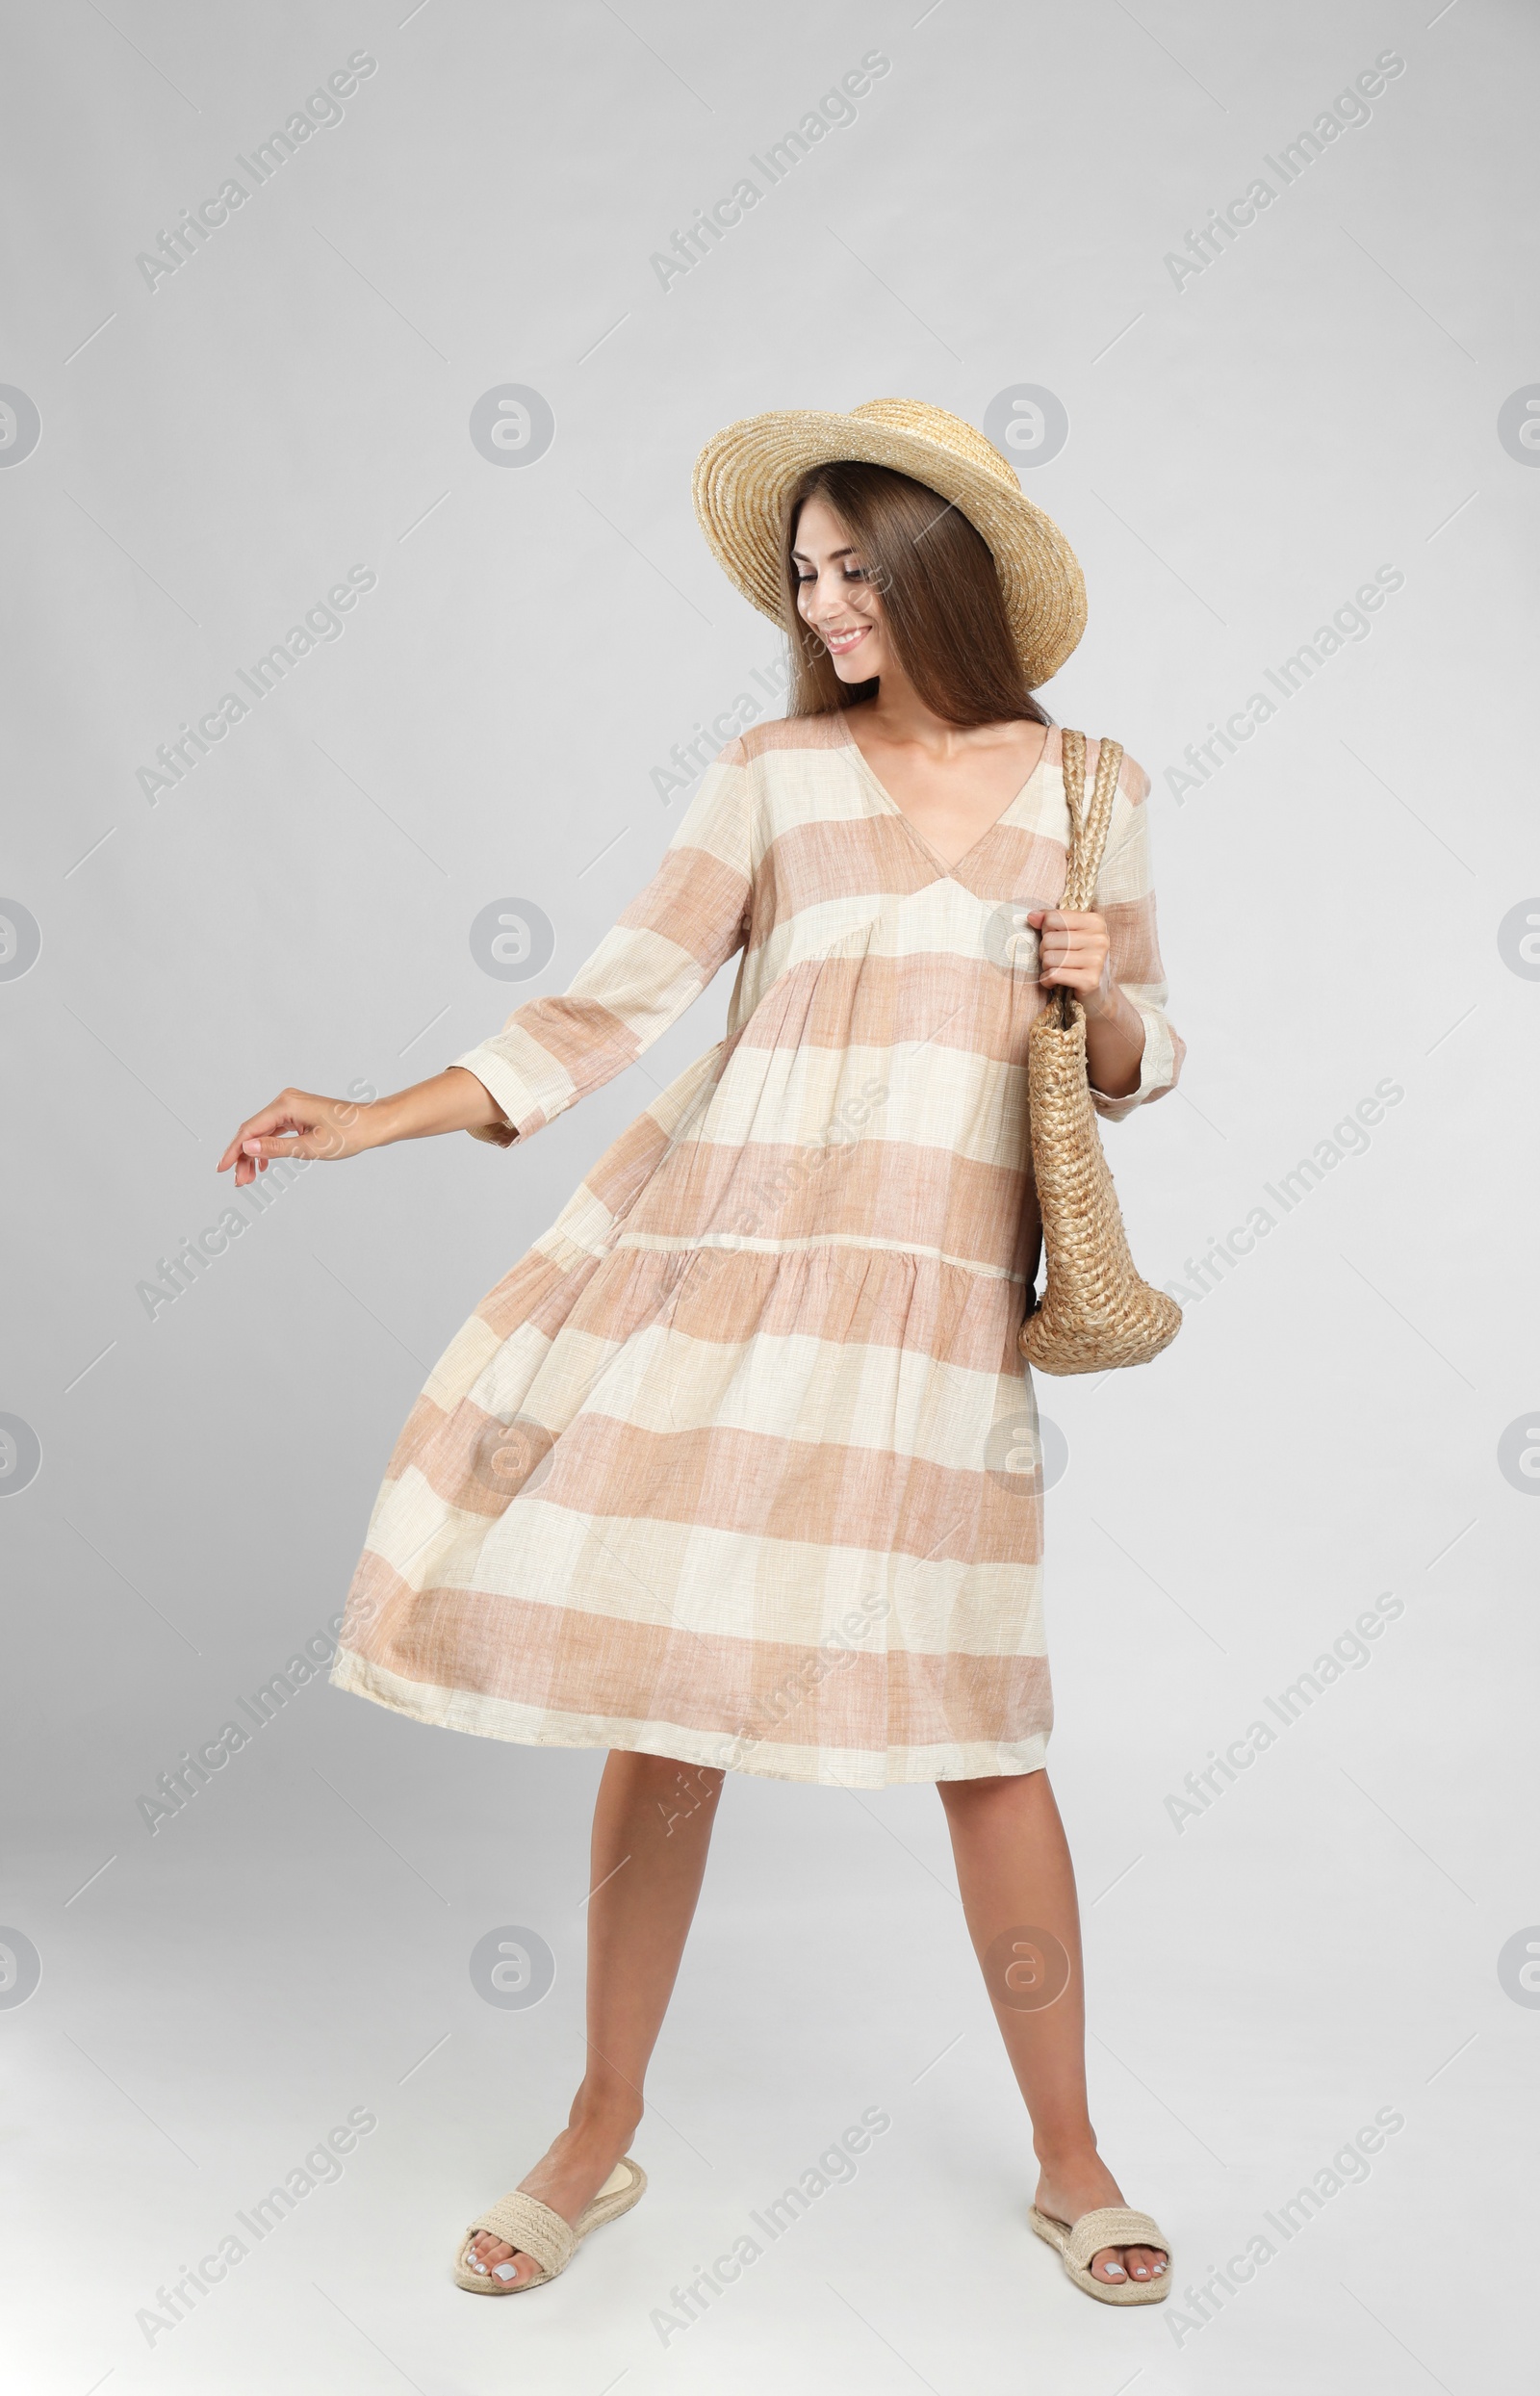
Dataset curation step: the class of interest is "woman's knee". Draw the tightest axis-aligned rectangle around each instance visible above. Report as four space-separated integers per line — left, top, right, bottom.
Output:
937 1765 1049 1813
609 1748 725 1796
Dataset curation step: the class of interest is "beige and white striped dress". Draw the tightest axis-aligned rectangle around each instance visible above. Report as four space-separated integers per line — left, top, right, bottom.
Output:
329 713 1182 1787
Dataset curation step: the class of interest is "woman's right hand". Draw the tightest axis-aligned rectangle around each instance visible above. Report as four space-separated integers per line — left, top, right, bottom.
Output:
217 1068 511 1187
218 1087 384 1189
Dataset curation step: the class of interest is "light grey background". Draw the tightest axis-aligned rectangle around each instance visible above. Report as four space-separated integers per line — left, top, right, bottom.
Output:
2 1 1535 2388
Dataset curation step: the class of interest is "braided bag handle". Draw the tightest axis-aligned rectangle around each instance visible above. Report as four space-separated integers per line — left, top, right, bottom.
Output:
1050 729 1122 1013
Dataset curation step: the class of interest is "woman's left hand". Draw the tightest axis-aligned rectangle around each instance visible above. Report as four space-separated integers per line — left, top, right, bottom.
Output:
1026 908 1116 1018
1027 907 1145 1096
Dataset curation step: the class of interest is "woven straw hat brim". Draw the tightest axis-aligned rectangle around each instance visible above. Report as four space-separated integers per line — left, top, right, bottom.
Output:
692 398 1087 689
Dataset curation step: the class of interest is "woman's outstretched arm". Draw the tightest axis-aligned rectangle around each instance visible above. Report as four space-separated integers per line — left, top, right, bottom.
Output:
217 1066 506 1189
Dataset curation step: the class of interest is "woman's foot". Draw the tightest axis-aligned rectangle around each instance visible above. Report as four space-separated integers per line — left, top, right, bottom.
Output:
465 2111 639 2291
1034 2149 1168 2287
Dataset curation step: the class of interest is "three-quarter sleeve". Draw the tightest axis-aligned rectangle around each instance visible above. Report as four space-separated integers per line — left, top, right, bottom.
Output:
1085 746 1185 1122
451 740 755 1146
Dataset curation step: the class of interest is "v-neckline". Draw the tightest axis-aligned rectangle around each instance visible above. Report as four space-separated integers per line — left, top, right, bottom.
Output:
838 717 1056 879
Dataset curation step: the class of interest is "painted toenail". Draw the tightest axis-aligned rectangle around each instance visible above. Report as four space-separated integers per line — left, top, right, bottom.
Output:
493 2261 517 2280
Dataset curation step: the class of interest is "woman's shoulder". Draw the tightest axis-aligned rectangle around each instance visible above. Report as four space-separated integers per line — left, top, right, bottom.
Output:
1064 729 1150 805
1111 743 1151 804
727 710 853 769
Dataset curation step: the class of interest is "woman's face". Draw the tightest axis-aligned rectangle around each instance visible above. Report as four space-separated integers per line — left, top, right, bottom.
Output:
791 494 892 683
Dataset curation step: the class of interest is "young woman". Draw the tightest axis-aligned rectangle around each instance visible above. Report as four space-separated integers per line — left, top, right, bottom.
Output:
219 399 1182 2307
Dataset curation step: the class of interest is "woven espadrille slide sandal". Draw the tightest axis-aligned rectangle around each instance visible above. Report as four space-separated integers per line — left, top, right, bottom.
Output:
453 2156 647 2294
1029 2203 1170 2305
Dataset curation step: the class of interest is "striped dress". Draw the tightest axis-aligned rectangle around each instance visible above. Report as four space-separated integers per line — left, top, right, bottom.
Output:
329 713 1182 1788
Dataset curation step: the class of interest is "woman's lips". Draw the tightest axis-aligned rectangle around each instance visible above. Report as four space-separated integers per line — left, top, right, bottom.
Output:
823 624 870 656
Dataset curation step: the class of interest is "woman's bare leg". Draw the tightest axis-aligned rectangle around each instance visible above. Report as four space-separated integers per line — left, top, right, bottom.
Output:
468 1751 724 2288
937 1768 1168 2287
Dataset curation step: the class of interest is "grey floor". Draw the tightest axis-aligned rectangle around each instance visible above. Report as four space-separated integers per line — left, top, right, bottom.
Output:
12 1520 1531 2393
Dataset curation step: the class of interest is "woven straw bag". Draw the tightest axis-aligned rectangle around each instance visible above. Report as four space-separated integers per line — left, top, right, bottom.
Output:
1017 731 1182 1376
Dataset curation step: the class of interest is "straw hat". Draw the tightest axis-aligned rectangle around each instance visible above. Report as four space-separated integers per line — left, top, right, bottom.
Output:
692 397 1086 688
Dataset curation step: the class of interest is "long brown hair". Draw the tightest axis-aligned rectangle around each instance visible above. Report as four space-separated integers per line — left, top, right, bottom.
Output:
781 460 1050 728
